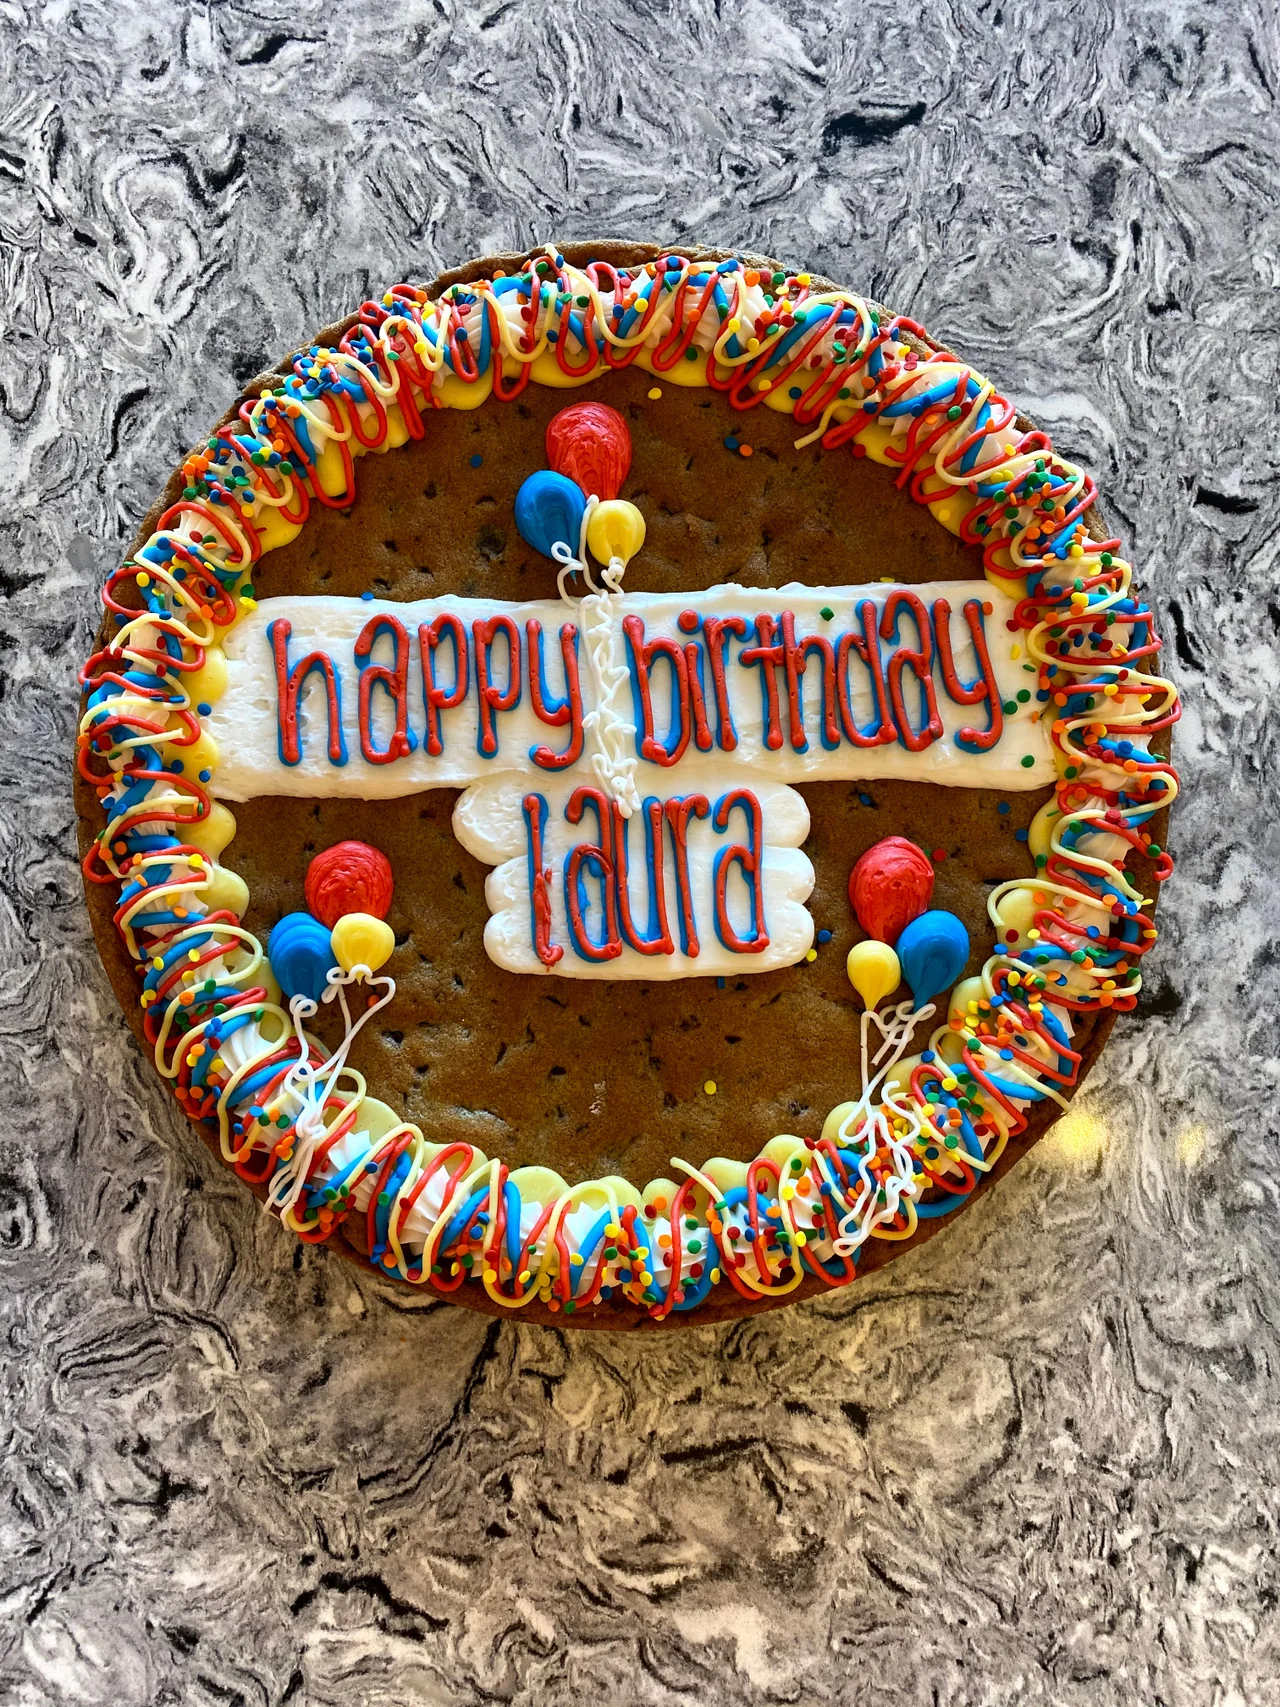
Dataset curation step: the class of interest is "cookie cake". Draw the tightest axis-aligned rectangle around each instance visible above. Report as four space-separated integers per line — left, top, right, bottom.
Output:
75 241 1179 1328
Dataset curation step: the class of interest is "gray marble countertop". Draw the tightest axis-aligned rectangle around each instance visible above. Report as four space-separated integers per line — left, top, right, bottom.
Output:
2 3 1275 1702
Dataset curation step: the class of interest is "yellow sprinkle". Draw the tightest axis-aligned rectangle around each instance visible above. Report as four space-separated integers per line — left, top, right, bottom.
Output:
710 1267 722 1284
241 596 258 611
152 957 164 971
1010 643 1022 659
483 1267 497 1283
518 1270 532 1286
187 949 200 963
805 948 817 962
781 1185 795 1201
703 1080 717 1096
647 386 662 400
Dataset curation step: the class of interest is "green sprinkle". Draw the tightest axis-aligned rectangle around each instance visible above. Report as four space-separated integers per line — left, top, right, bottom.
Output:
1021 755 1035 768
1016 689 1031 703
1003 700 1018 715
819 606 834 622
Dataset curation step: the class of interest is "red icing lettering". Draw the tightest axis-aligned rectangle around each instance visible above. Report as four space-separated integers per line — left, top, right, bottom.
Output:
526 618 584 770
613 798 675 956
879 590 944 752
565 786 622 961
418 613 468 757
522 793 563 967
702 615 747 751
836 601 898 749
354 614 416 764
623 614 690 766
268 618 347 767
664 794 710 956
739 614 786 751
932 597 1004 753
685 643 715 752
472 614 522 759
781 611 839 751
712 790 770 953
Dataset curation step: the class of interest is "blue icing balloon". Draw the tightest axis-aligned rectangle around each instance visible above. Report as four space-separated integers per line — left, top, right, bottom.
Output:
515 469 586 561
269 910 338 1003
896 909 970 1008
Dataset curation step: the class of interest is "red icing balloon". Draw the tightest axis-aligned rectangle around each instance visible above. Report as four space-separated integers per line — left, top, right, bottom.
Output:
848 837 935 946
305 841 394 928
545 402 631 501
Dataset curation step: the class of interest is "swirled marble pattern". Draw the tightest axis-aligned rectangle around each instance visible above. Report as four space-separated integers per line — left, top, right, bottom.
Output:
1 1 1275 1701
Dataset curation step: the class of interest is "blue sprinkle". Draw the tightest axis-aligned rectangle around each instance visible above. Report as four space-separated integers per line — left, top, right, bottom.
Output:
789 386 803 399
858 792 873 807
817 929 832 944
169 759 184 773
198 769 211 783
360 590 375 602
469 453 483 467
723 435 740 451
716 976 726 989
997 801 1010 815
1015 829 1029 843
197 702 212 716
922 1050 935 1063
999 1049 1014 1061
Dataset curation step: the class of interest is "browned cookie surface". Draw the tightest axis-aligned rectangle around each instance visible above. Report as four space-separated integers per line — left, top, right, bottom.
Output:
77 241 1167 1326
220 369 1105 1187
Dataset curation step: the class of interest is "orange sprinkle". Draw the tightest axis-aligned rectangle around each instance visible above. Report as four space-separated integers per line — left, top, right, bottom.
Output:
739 444 753 458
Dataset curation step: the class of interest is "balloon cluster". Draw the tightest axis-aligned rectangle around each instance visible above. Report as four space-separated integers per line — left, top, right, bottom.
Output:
845 836 969 1011
269 840 396 1001
515 403 646 590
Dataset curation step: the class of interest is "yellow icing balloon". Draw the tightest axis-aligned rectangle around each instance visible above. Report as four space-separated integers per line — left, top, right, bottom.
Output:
586 498 646 568
331 911 395 975
846 939 901 1009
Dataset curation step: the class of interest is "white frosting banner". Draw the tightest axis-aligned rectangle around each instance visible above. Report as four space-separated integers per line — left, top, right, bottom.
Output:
205 581 1051 978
